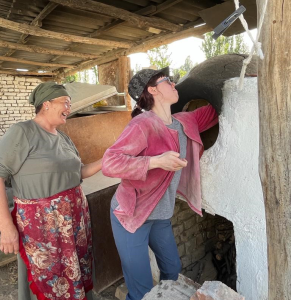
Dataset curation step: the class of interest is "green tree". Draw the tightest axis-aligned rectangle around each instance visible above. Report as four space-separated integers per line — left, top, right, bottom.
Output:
173 55 197 81
201 32 249 59
147 45 172 69
64 73 80 83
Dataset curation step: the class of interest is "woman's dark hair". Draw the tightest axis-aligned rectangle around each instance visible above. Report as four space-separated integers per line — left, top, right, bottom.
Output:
131 72 165 118
35 103 44 114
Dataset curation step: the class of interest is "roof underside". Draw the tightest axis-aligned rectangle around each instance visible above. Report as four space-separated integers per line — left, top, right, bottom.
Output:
0 0 257 80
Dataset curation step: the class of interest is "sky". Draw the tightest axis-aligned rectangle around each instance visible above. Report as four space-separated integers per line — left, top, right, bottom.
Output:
128 29 258 72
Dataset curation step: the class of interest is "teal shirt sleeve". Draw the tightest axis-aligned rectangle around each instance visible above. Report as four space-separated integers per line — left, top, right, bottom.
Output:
0 124 29 179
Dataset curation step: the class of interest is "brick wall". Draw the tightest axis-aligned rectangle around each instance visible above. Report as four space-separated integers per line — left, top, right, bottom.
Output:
0 75 41 137
171 199 230 275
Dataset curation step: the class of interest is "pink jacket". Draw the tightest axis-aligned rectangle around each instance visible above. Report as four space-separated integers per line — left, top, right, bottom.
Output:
102 105 218 233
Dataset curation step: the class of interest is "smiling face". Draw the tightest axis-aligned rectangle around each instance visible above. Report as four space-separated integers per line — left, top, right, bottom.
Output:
45 96 71 126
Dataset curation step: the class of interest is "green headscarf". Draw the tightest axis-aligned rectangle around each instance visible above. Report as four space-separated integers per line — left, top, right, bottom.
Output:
29 81 70 108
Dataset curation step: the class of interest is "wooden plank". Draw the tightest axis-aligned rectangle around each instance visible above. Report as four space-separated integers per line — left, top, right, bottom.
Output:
257 0 291 298
123 0 150 6
0 55 74 68
0 252 17 267
0 2 59 60
153 0 184 15
87 185 123 294
118 56 132 110
50 0 182 32
45 10 106 29
0 69 54 76
31 2 59 26
55 23 211 79
46 4 156 65
0 17 133 48
0 39 100 59
87 5 158 39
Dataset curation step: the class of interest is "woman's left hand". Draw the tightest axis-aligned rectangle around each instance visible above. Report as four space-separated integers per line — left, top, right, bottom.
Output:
81 158 102 179
149 151 187 171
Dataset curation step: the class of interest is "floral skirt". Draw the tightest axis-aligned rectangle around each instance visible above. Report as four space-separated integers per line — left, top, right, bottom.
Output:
11 185 93 300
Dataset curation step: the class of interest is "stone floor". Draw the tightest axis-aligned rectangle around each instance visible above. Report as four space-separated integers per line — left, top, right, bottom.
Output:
0 259 121 300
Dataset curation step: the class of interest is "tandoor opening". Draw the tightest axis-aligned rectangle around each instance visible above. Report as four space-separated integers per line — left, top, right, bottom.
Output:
172 199 237 290
183 99 219 150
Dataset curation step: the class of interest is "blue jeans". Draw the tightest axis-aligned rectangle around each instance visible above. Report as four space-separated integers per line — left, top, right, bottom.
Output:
110 209 181 300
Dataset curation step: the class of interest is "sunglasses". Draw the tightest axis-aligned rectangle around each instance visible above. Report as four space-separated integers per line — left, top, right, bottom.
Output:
155 77 172 86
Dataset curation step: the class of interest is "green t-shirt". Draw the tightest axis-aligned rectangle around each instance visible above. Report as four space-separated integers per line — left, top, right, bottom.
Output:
0 120 82 199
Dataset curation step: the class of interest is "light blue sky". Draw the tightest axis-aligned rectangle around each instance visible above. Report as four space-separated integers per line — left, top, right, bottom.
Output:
129 29 258 72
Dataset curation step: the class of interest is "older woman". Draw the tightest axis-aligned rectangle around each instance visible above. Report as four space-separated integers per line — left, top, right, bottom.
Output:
102 67 218 300
0 82 102 300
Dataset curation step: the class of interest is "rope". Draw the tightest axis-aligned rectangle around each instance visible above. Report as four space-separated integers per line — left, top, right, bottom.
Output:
233 0 269 90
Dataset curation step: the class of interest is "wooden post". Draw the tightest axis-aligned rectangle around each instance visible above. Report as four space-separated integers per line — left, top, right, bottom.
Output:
98 56 131 109
118 56 131 111
257 0 291 298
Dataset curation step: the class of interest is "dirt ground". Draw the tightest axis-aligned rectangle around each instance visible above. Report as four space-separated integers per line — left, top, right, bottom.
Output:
0 260 122 300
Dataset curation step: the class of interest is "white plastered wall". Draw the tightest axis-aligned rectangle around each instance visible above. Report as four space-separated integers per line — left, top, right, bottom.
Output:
200 77 268 300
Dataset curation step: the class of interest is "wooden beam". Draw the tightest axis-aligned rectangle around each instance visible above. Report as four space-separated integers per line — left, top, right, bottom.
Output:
31 2 59 27
134 5 157 16
0 70 54 76
118 56 131 110
56 23 211 78
1 3 58 60
88 5 159 39
0 17 133 48
49 0 182 32
45 5 157 66
152 0 184 15
0 55 73 68
257 0 291 299
125 23 211 54
0 39 100 59
88 20 124 38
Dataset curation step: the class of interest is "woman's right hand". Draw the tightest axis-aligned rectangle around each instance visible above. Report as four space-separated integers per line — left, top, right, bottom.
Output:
149 151 187 171
0 223 19 255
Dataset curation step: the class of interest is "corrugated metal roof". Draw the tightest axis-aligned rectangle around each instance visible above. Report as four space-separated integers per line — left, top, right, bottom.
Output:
0 0 257 79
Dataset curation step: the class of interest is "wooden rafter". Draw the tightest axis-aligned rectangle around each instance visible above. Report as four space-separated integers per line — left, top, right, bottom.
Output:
36 1 188 72
0 3 59 60
0 39 100 59
0 69 54 76
49 0 182 32
55 23 212 79
30 2 59 27
0 17 133 48
152 0 184 15
45 4 158 67
0 56 74 68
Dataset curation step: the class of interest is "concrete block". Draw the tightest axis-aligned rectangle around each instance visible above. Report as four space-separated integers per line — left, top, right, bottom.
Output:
177 244 185 257
185 237 196 254
191 246 206 263
177 209 195 222
184 216 196 230
190 281 245 300
172 224 184 237
180 225 199 242
196 233 204 247
181 254 192 269
115 283 127 300
142 274 200 300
